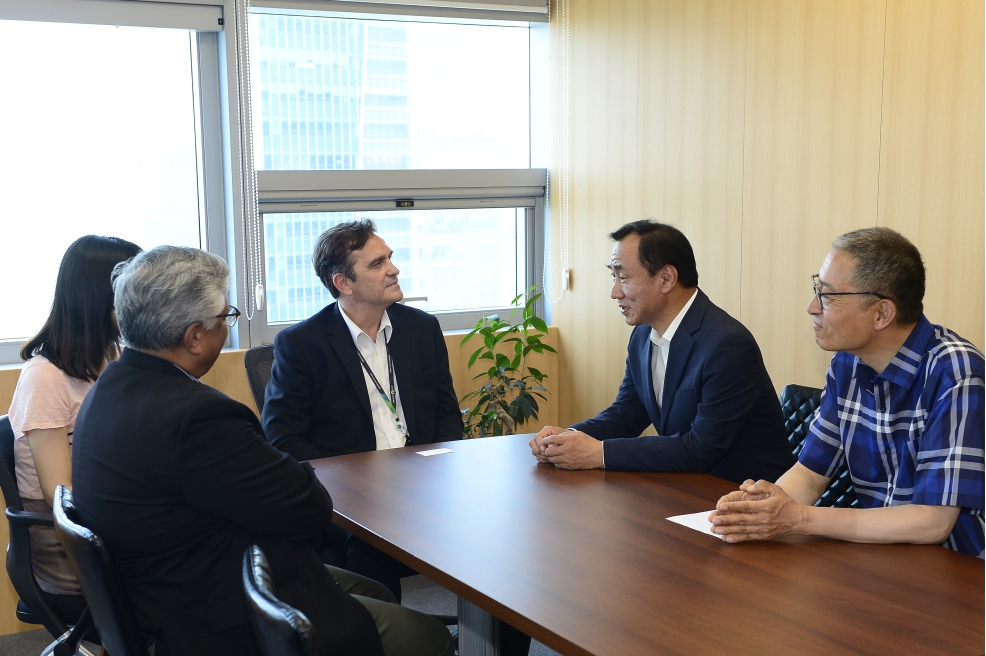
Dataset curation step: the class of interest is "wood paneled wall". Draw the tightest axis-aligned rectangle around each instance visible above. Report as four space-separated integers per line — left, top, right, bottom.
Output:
550 0 984 427
0 331 558 635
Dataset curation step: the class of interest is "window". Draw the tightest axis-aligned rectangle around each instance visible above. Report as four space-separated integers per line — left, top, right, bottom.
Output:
254 168 545 341
243 9 547 343
264 207 528 323
0 18 225 363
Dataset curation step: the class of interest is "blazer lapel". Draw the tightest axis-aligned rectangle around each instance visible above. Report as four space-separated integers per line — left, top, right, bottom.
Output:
387 310 417 443
658 290 708 434
325 304 373 421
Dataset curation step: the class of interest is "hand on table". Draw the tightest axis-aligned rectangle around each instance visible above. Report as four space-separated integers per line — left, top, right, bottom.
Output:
529 426 566 463
708 479 808 543
538 430 603 470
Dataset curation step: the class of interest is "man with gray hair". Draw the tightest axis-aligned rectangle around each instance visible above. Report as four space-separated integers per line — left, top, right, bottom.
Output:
71 246 453 656
710 228 985 558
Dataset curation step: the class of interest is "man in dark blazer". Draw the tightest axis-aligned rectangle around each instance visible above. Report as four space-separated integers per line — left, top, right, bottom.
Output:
531 221 793 484
72 246 453 656
262 219 463 598
262 219 462 461
262 302 462 460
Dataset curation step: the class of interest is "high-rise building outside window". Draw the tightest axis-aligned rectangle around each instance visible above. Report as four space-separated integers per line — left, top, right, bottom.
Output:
248 12 541 334
249 14 530 171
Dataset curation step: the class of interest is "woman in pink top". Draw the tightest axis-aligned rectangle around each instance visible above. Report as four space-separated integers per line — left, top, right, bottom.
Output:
8 235 141 598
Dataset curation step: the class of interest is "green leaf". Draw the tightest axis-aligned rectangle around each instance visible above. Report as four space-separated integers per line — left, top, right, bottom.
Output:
531 316 548 333
528 366 544 381
467 346 485 369
518 394 533 417
460 327 480 345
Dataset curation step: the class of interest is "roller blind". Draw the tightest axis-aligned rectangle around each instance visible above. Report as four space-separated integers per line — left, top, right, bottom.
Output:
0 0 223 31
251 0 547 23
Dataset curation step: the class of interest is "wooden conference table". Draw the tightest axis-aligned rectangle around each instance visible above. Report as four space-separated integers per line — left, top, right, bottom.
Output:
310 434 984 656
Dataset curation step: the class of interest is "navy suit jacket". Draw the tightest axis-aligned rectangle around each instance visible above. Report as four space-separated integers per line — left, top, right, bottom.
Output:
72 349 382 656
263 301 463 460
573 290 793 484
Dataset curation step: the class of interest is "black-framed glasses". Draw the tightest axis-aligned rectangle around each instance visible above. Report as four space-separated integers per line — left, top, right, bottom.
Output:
811 275 889 310
216 306 241 328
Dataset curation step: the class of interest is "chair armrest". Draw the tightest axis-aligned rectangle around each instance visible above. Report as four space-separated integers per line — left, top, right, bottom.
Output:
6 508 54 527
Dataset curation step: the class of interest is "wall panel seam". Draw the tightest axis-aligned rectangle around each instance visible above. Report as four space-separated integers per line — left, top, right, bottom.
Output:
875 0 889 226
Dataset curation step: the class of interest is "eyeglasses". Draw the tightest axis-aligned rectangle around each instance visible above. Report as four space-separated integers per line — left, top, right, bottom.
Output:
811 275 889 310
216 306 241 328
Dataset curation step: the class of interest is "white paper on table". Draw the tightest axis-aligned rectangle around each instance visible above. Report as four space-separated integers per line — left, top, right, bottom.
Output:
415 448 453 456
666 510 724 540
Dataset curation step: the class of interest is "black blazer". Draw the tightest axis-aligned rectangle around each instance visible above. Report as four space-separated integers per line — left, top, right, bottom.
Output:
573 290 794 484
71 349 383 656
262 302 463 460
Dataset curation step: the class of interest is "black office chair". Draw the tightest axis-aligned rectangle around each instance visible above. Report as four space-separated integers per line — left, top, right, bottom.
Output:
779 385 858 508
52 486 149 656
244 344 276 410
0 415 95 656
243 545 323 656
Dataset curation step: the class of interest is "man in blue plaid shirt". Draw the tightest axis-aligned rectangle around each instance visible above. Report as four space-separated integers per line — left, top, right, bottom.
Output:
709 227 984 557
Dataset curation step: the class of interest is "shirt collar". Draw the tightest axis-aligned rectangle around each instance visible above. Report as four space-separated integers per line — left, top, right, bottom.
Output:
651 289 698 346
869 314 933 389
339 306 392 346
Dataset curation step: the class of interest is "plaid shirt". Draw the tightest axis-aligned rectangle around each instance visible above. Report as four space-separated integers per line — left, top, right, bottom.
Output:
799 315 985 558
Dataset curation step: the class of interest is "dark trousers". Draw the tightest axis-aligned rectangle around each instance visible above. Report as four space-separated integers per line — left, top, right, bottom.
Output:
320 525 532 655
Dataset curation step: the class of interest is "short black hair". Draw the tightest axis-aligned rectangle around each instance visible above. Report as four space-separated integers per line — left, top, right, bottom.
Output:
21 235 142 380
312 219 376 298
609 220 699 288
832 227 925 325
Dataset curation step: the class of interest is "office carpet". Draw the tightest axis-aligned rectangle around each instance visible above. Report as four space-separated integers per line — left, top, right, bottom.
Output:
0 576 559 656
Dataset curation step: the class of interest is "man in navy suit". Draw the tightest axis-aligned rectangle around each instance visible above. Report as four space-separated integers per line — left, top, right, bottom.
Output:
262 220 462 463
531 220 793 483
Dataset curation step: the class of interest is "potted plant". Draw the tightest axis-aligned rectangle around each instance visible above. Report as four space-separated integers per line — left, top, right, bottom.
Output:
459 288 556 438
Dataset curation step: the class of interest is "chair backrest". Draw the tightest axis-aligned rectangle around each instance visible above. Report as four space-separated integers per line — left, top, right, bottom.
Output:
779 385 858 509
243 545 322 656
779 385 822 458
244 345 276 411
0 414 75 640
52 486 148 656
0 415 23 511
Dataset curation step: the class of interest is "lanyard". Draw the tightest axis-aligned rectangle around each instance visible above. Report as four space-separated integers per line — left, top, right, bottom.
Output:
354 339 403 432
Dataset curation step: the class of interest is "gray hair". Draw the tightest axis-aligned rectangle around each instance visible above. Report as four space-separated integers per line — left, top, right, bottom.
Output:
831 227 925 325
113 246 230 351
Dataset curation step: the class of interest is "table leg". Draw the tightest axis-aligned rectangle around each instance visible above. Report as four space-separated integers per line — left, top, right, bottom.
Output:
457 596 500 656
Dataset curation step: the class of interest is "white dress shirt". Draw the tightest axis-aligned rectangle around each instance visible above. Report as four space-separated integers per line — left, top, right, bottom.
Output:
650 289 698 410
339 308 408 450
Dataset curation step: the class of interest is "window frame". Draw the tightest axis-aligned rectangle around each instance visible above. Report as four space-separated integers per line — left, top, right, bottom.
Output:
236 6 550 346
